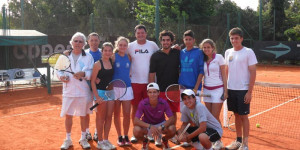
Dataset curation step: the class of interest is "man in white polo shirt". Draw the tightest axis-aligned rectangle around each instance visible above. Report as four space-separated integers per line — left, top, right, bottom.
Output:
127 24 160 143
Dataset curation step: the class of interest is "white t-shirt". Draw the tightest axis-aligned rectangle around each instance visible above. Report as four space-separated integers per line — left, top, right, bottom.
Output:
181 101 223 137
128 40 159 83
225 47 257 90
204 54 225 87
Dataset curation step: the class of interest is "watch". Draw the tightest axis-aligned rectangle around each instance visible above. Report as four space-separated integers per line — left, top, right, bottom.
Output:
161 124 165 131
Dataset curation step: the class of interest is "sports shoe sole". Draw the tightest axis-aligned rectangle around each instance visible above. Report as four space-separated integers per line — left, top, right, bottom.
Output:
61 145 73 150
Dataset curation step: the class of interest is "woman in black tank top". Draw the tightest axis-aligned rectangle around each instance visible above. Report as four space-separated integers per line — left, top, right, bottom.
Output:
91 42 116 148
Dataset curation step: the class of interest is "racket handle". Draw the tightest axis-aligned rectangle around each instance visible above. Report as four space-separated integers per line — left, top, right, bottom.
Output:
90 103 99 110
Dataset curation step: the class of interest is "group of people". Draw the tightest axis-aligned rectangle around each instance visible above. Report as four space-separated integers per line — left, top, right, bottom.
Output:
57 25 257 150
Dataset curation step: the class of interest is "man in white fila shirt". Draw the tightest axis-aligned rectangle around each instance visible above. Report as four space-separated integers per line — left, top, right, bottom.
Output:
127 24 160 143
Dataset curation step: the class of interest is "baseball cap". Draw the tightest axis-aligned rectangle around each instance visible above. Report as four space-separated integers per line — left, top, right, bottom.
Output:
147 82 160 91
181 89 195 98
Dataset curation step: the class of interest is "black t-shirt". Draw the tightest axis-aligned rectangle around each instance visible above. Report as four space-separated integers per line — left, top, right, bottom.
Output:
96 59 114 90
149 48 180 91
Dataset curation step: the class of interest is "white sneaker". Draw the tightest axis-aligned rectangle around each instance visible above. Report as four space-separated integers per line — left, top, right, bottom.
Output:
60 139 73 150
130 136 138 143
104 140 116 149
191 142 204 150
225 140 242 150
97 141 110 150
86 132 92 141
148 135 155 142
182 142 191 147
93 132 98 141
238 143 249 150
155 135 162 146
212 140 223 150
79 139 91 149
169 136 180 145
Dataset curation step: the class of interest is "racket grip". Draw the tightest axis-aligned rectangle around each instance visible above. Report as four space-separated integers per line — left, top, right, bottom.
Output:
90 103 99 110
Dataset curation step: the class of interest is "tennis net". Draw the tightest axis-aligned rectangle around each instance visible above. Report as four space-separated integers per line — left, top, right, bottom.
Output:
223 81 300 139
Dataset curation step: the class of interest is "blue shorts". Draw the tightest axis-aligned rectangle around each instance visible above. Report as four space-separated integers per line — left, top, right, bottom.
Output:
94 89 113 101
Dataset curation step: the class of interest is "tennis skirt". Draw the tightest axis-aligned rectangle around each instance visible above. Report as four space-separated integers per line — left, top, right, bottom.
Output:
60 96 93 117
203 87 224 103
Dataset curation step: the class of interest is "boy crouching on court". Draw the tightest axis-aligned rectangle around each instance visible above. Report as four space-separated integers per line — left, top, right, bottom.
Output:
133 82 176 150
176 89 223 150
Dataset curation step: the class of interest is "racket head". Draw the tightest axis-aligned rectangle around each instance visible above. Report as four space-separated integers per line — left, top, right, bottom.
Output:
165 84 186 102
228 113 236 132
105 79 127 100
47 53 71 71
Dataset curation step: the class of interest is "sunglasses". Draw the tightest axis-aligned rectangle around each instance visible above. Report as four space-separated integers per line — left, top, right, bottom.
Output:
73 40 84 43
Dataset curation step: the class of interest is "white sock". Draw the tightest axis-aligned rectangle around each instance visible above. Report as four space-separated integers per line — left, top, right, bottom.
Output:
80 131 86 140
94 128 97 134
66 133 71 140
86 128 90 133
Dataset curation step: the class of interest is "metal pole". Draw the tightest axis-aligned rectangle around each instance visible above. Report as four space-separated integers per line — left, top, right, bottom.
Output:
273 9 275 41
259 0 262 41
224 13 230 51
90 13 94 32
238 12 241 28
2 6 9 69
155 0 160 43
21 0 24 29
2 5 6 29
47 65 51 94
207 25 210 38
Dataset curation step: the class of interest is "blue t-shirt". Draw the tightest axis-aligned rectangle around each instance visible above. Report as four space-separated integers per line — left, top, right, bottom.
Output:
86 48 102 62
112 53 131 87
178 47 204 90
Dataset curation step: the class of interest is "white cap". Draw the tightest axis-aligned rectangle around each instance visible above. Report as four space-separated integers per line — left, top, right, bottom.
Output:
181 89 195 97
147 82 160 91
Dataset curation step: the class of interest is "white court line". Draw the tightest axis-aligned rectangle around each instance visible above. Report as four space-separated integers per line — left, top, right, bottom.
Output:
171 143 185 149
0 107 59 119
0 100 49 108
249 96 300 119
228 96 300 126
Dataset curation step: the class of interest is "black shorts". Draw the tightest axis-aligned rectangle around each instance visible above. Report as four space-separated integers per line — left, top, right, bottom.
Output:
186 126 221 143
227 89 250 115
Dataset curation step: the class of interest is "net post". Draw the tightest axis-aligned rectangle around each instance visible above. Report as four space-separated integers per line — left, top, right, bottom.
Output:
223 99 228 127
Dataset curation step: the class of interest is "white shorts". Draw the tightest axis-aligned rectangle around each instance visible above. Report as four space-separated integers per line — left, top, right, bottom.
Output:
203 87 224 103
115 86 134 101
147 121 165 137
60 96 93 117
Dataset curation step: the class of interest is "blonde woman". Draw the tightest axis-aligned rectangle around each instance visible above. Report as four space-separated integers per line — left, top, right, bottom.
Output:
112 36 134 146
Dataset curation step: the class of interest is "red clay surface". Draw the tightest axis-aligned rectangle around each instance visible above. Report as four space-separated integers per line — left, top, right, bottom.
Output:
0 65 299 150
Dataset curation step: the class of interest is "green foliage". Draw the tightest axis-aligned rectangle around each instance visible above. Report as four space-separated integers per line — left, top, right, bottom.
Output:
284 24 300 41
3 0 298 42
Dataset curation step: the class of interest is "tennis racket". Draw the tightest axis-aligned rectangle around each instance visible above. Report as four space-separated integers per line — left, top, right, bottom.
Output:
90 79 127 110
47 53 82 81
227 113 236 132
179 123 191 139
165 84 211 102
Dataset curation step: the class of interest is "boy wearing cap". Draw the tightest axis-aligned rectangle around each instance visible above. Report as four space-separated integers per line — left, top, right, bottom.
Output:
133 82 176 150
177 89 223 150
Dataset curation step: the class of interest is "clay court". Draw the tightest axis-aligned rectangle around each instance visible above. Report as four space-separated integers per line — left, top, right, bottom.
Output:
0 65 299 150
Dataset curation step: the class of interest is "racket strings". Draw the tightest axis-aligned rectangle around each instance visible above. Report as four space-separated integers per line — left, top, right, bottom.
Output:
48 54 71 71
